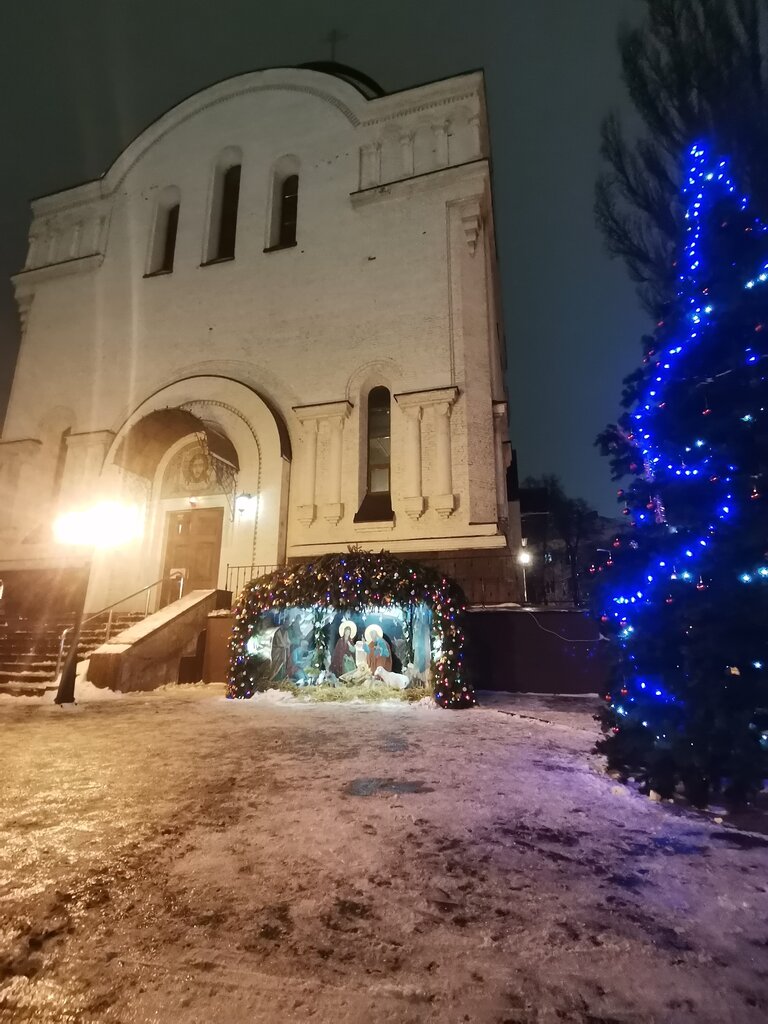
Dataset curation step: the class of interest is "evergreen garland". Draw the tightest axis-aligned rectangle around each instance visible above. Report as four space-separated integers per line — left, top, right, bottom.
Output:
228 550 474 708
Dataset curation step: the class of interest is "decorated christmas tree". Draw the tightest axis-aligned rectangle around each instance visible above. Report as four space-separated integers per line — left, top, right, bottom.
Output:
596 143 768 805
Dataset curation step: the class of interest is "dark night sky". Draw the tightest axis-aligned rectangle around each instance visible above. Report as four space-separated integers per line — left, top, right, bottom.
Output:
0 0 648 514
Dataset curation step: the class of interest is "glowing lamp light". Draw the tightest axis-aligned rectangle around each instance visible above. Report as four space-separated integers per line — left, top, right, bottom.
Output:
235 492 258 516
517 550 533 566
53 501 144 549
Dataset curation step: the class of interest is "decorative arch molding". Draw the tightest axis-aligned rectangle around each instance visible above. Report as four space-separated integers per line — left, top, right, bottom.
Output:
103 374 289 566
108 375 292 463
86 375 291 612
344 358 403 404
270 152 301 179
33 70 367 215
106 79 361 190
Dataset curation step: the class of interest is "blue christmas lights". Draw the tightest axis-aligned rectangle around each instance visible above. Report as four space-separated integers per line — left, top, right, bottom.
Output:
601 142 768 721
605 144 768 630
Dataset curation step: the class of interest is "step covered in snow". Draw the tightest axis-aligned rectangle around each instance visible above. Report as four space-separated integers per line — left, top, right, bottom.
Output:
87 590 231 692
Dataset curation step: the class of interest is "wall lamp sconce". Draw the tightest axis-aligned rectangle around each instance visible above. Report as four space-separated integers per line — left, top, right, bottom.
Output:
235 492 257 517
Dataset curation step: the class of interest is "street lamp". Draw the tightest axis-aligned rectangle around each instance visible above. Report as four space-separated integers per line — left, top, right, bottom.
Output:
518 544 533 605
53 500 143 705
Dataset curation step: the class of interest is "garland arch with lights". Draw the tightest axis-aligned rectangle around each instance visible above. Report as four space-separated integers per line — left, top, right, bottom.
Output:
228 550 474 708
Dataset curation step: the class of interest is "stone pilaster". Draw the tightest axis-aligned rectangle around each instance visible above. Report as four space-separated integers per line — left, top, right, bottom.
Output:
0 439 42 532
360 141 382 189
433 121 451 167
432 400 455 518
295 418 318 526
323 413 346 525
400 131 415 178
492 401 509 523
59 430 115 510
292 400 352 527
467 113 482 159
394 393 425 520
395 386 458 519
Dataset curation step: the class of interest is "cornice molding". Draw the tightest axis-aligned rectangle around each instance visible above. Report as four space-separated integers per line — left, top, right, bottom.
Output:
293 400 352 422
394 386 459 410
359 89 478 128
350 160 488 208
12 253 103 290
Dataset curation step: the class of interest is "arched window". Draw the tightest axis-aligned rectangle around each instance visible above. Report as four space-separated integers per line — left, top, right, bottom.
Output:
265 156 300 252
146 187 180 275
367 386 391 493
216 164 241 258
277 174 299 247
204 148 242 264
354 386 393 523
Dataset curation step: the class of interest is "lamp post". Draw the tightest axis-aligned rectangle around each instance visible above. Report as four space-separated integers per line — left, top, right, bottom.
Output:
518 545 533 605
53 500 143 705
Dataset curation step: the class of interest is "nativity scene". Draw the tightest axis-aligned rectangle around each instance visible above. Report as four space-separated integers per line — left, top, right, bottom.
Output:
229 550 473 708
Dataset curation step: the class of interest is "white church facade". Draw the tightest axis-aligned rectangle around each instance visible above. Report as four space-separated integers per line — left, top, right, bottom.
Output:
0 62 518 616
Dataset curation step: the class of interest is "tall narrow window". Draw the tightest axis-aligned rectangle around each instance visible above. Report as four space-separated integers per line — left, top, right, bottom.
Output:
159 204 179 271
204 148 242 264
265 156 300 251
278 174 298 247
367 387 391 493
146 187 180 276
354 386 394 523
216 164 241 259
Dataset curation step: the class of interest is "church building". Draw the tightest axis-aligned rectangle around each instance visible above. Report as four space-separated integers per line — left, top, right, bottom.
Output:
0 62 518 619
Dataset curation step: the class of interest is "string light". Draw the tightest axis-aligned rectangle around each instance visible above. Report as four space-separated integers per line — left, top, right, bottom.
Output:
604 143 768 623
598 141 768 774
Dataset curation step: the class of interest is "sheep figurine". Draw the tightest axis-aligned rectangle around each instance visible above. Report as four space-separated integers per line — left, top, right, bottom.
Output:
373 665 409 690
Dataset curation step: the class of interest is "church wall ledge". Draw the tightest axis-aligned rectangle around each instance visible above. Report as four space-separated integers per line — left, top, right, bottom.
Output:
358 85 480 128
0 552 91 571
286 533 506 558
0 438 42 451
350 159 488 208
13 253 103 289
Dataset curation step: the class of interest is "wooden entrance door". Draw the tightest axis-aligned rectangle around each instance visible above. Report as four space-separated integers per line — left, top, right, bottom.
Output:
161 507 224 606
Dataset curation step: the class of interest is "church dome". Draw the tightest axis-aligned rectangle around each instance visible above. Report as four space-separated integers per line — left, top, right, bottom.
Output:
298 61 385 99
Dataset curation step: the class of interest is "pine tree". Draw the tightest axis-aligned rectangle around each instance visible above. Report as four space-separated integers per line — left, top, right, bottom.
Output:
596 0 768 315
522 476 599 607
596 144 768 806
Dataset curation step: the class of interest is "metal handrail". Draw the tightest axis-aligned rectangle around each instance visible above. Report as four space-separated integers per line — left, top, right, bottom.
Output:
54 572 184 677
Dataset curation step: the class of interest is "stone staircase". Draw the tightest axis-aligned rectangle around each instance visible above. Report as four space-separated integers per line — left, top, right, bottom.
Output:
0 613 145 697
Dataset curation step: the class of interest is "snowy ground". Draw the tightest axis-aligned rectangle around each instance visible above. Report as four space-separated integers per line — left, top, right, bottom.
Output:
1 688 768 1023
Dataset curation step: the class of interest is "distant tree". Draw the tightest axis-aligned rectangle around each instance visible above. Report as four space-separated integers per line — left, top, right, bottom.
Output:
522 476 599 607
596 0 768 315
